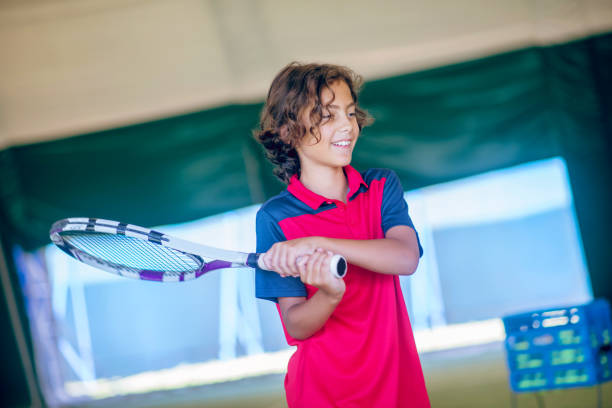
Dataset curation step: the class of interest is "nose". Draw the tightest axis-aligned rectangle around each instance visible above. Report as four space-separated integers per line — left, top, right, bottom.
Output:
338 112 354 133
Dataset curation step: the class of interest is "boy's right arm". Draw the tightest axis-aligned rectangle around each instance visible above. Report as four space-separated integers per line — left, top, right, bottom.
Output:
277 249 345 340
256 209 345 340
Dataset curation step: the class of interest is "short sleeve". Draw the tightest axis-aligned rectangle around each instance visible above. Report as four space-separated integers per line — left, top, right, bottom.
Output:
255 208 307 303
381 170 424 257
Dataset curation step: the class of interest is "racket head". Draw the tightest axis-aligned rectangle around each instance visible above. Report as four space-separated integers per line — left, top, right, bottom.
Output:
49 218 225 282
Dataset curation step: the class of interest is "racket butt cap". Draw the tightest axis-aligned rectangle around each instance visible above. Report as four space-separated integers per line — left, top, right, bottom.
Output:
330 255 347 278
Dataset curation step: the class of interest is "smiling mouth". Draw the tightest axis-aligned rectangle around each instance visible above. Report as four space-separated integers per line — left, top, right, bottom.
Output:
332 141 351 147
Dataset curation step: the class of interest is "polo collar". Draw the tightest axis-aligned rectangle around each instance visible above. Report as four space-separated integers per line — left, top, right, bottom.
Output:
287 165 369 209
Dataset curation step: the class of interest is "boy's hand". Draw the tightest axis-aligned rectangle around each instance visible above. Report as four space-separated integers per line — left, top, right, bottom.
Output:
297 249 346 300
261 237 322 277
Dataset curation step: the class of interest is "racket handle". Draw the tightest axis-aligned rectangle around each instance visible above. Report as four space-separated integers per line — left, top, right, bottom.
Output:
247 253 347 278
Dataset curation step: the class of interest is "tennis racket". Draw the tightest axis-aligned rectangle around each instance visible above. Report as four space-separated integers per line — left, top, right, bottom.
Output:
49 218 347 282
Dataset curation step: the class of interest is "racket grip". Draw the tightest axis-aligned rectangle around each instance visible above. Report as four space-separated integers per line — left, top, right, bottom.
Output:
248 253 347 279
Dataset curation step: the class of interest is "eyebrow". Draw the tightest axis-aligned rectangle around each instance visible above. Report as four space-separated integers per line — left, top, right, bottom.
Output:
327 102 356 110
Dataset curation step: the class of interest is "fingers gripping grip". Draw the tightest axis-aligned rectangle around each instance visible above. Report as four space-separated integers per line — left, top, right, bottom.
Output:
248 253 347 278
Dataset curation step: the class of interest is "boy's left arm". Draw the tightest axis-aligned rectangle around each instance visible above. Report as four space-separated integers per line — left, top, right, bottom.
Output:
316 225 419 275
262 225 419 277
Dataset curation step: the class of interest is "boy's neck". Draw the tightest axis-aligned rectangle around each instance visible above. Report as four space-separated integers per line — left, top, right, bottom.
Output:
299 166 348 203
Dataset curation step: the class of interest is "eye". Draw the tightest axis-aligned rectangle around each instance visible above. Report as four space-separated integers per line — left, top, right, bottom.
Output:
348 111 356 117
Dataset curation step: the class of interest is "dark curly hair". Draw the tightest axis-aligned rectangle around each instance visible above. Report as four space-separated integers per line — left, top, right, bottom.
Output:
254 62 373 184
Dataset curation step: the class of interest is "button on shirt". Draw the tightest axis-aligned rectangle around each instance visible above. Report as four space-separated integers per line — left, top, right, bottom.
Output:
255 166 430 408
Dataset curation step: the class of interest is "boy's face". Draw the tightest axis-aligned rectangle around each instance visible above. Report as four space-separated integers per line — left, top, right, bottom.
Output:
296 80 359 174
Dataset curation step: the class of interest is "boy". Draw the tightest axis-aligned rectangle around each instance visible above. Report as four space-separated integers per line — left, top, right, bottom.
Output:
255 62 430 407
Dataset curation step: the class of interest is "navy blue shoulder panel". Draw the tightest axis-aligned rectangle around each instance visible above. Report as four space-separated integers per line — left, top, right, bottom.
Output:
355 168 424 257
348 168 392 201
255 191 316 303
362 168 393 184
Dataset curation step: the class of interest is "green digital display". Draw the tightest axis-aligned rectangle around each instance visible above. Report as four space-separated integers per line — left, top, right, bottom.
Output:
515 353 543 369
558 329 581 345
510 335 529 351
551 348 585 365
554 368 589 385
517 372 547 389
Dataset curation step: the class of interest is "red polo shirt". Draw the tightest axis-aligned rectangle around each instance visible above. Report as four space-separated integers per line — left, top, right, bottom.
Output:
255 166 430 407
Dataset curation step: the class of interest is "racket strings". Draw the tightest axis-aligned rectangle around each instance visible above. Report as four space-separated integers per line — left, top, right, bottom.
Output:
61 231 201 273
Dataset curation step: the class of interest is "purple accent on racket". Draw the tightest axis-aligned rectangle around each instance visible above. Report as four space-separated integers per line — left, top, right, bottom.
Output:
197 260 233 278
49 217 348 283
140 270 165 282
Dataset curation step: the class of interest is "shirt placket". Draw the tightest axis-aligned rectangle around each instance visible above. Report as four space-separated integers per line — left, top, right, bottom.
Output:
325 199 358 238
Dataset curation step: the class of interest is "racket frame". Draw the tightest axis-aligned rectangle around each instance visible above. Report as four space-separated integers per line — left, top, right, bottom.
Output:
50 218 347 282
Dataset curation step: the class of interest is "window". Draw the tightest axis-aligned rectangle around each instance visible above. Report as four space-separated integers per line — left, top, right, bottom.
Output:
403 157 592 350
